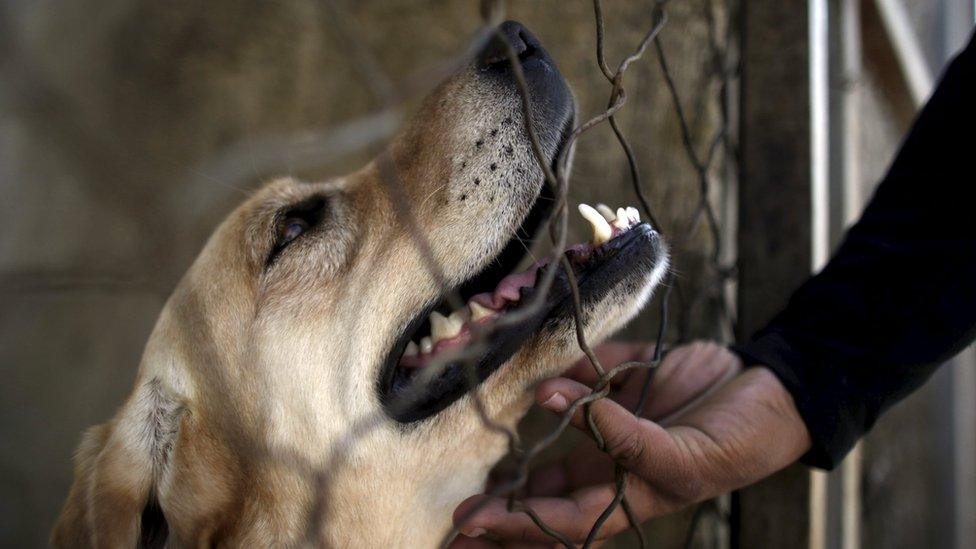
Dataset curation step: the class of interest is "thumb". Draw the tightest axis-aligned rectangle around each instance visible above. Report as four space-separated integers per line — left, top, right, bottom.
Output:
536 378 685 482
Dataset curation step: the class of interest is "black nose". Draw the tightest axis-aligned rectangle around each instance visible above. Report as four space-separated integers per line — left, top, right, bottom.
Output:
480 20 546 67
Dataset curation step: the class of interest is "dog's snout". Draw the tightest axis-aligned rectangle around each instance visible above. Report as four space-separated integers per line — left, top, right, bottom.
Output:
481 20 546 67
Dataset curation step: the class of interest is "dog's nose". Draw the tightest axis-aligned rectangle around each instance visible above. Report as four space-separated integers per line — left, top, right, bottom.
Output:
480 20 547 67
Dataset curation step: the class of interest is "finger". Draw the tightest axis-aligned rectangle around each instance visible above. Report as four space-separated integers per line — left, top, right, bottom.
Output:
535 378 686 483
561 341 655 387
453 486 642 544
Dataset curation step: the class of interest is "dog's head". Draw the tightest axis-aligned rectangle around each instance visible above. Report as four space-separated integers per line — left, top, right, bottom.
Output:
53 21 668 547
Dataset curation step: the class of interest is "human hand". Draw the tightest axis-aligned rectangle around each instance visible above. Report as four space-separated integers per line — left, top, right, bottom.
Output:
450 341 811 547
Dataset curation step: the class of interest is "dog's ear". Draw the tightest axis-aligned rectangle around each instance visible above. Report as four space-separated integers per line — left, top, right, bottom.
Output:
51 380 180 548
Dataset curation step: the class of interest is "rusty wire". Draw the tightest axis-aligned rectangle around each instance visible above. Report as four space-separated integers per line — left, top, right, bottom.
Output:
271 0 740 546
441 1 738 546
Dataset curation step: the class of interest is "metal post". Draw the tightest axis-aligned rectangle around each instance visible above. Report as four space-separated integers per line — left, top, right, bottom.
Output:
734 0 828 546
825 1 863 548
871 0 935 105
936 9 975 549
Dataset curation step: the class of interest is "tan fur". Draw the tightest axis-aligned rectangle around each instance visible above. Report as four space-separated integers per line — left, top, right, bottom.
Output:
52 59 667 547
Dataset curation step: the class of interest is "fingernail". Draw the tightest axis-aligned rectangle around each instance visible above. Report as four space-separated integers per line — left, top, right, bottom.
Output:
463 527 487 538
541 392 568 412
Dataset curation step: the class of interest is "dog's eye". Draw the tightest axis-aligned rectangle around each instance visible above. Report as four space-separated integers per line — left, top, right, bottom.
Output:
279 219 308 246
266 196 328 266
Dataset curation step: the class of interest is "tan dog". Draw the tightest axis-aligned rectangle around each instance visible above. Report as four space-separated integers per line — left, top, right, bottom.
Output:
52 21 668 548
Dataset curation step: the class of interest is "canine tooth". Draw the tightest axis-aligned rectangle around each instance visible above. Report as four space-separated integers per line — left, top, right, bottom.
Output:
613 207 631 230
404 341 419 357
626 207 640 224
429 311 462 343
578 203 612 244
420 336 433 355
469 301 494 321
596 204 617 223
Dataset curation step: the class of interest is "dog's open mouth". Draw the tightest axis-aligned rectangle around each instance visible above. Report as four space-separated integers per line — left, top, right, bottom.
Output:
379 189 665 423
377 20 666 424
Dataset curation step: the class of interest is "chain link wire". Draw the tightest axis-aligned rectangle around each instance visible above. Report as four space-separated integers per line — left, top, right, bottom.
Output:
267 0 739 546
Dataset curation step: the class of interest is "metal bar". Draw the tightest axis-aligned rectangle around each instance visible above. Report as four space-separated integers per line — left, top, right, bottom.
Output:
825 1 863 548
828 0 862 246
942 7 976 547
841 448 862 549
949 347 976 549
811 0 830 274
871 0 935 106
809 4 831 546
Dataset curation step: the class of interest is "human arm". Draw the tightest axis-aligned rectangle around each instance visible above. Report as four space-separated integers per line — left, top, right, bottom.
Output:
735 31 976 469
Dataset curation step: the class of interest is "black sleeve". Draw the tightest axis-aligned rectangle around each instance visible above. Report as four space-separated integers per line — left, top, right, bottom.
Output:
733 32 976 470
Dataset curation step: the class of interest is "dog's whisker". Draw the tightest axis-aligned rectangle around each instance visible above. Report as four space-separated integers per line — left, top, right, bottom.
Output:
419 182 448 211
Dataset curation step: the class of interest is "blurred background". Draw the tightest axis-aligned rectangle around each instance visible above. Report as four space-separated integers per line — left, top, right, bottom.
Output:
0 0 973 547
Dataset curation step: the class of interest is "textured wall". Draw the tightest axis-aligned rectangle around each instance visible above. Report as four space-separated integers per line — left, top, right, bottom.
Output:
0 1 728 546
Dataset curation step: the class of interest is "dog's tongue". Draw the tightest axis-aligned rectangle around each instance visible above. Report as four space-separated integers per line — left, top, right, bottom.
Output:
495 268 538 301
471 264 540 309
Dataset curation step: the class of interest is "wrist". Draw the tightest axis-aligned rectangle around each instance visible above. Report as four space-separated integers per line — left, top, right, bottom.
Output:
739 367 812 470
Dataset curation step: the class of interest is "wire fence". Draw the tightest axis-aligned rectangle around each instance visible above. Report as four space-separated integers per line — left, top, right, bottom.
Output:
321 0 739 547
196 0 740 546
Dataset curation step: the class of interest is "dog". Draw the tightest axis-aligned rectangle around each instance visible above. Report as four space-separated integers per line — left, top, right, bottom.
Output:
51 21 669 547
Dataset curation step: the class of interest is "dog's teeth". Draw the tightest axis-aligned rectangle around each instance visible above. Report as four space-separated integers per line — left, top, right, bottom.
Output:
626 207 640 224
448 310 466 326
613 207 630 231
404 341 419 357
420 336 433 355
429 311 462 344
578 203 613 245
596 204 617 223
469 301 494 322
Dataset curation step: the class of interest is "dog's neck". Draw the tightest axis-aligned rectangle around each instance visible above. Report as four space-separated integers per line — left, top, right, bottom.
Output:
260 417 515 546
311 392 536 546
